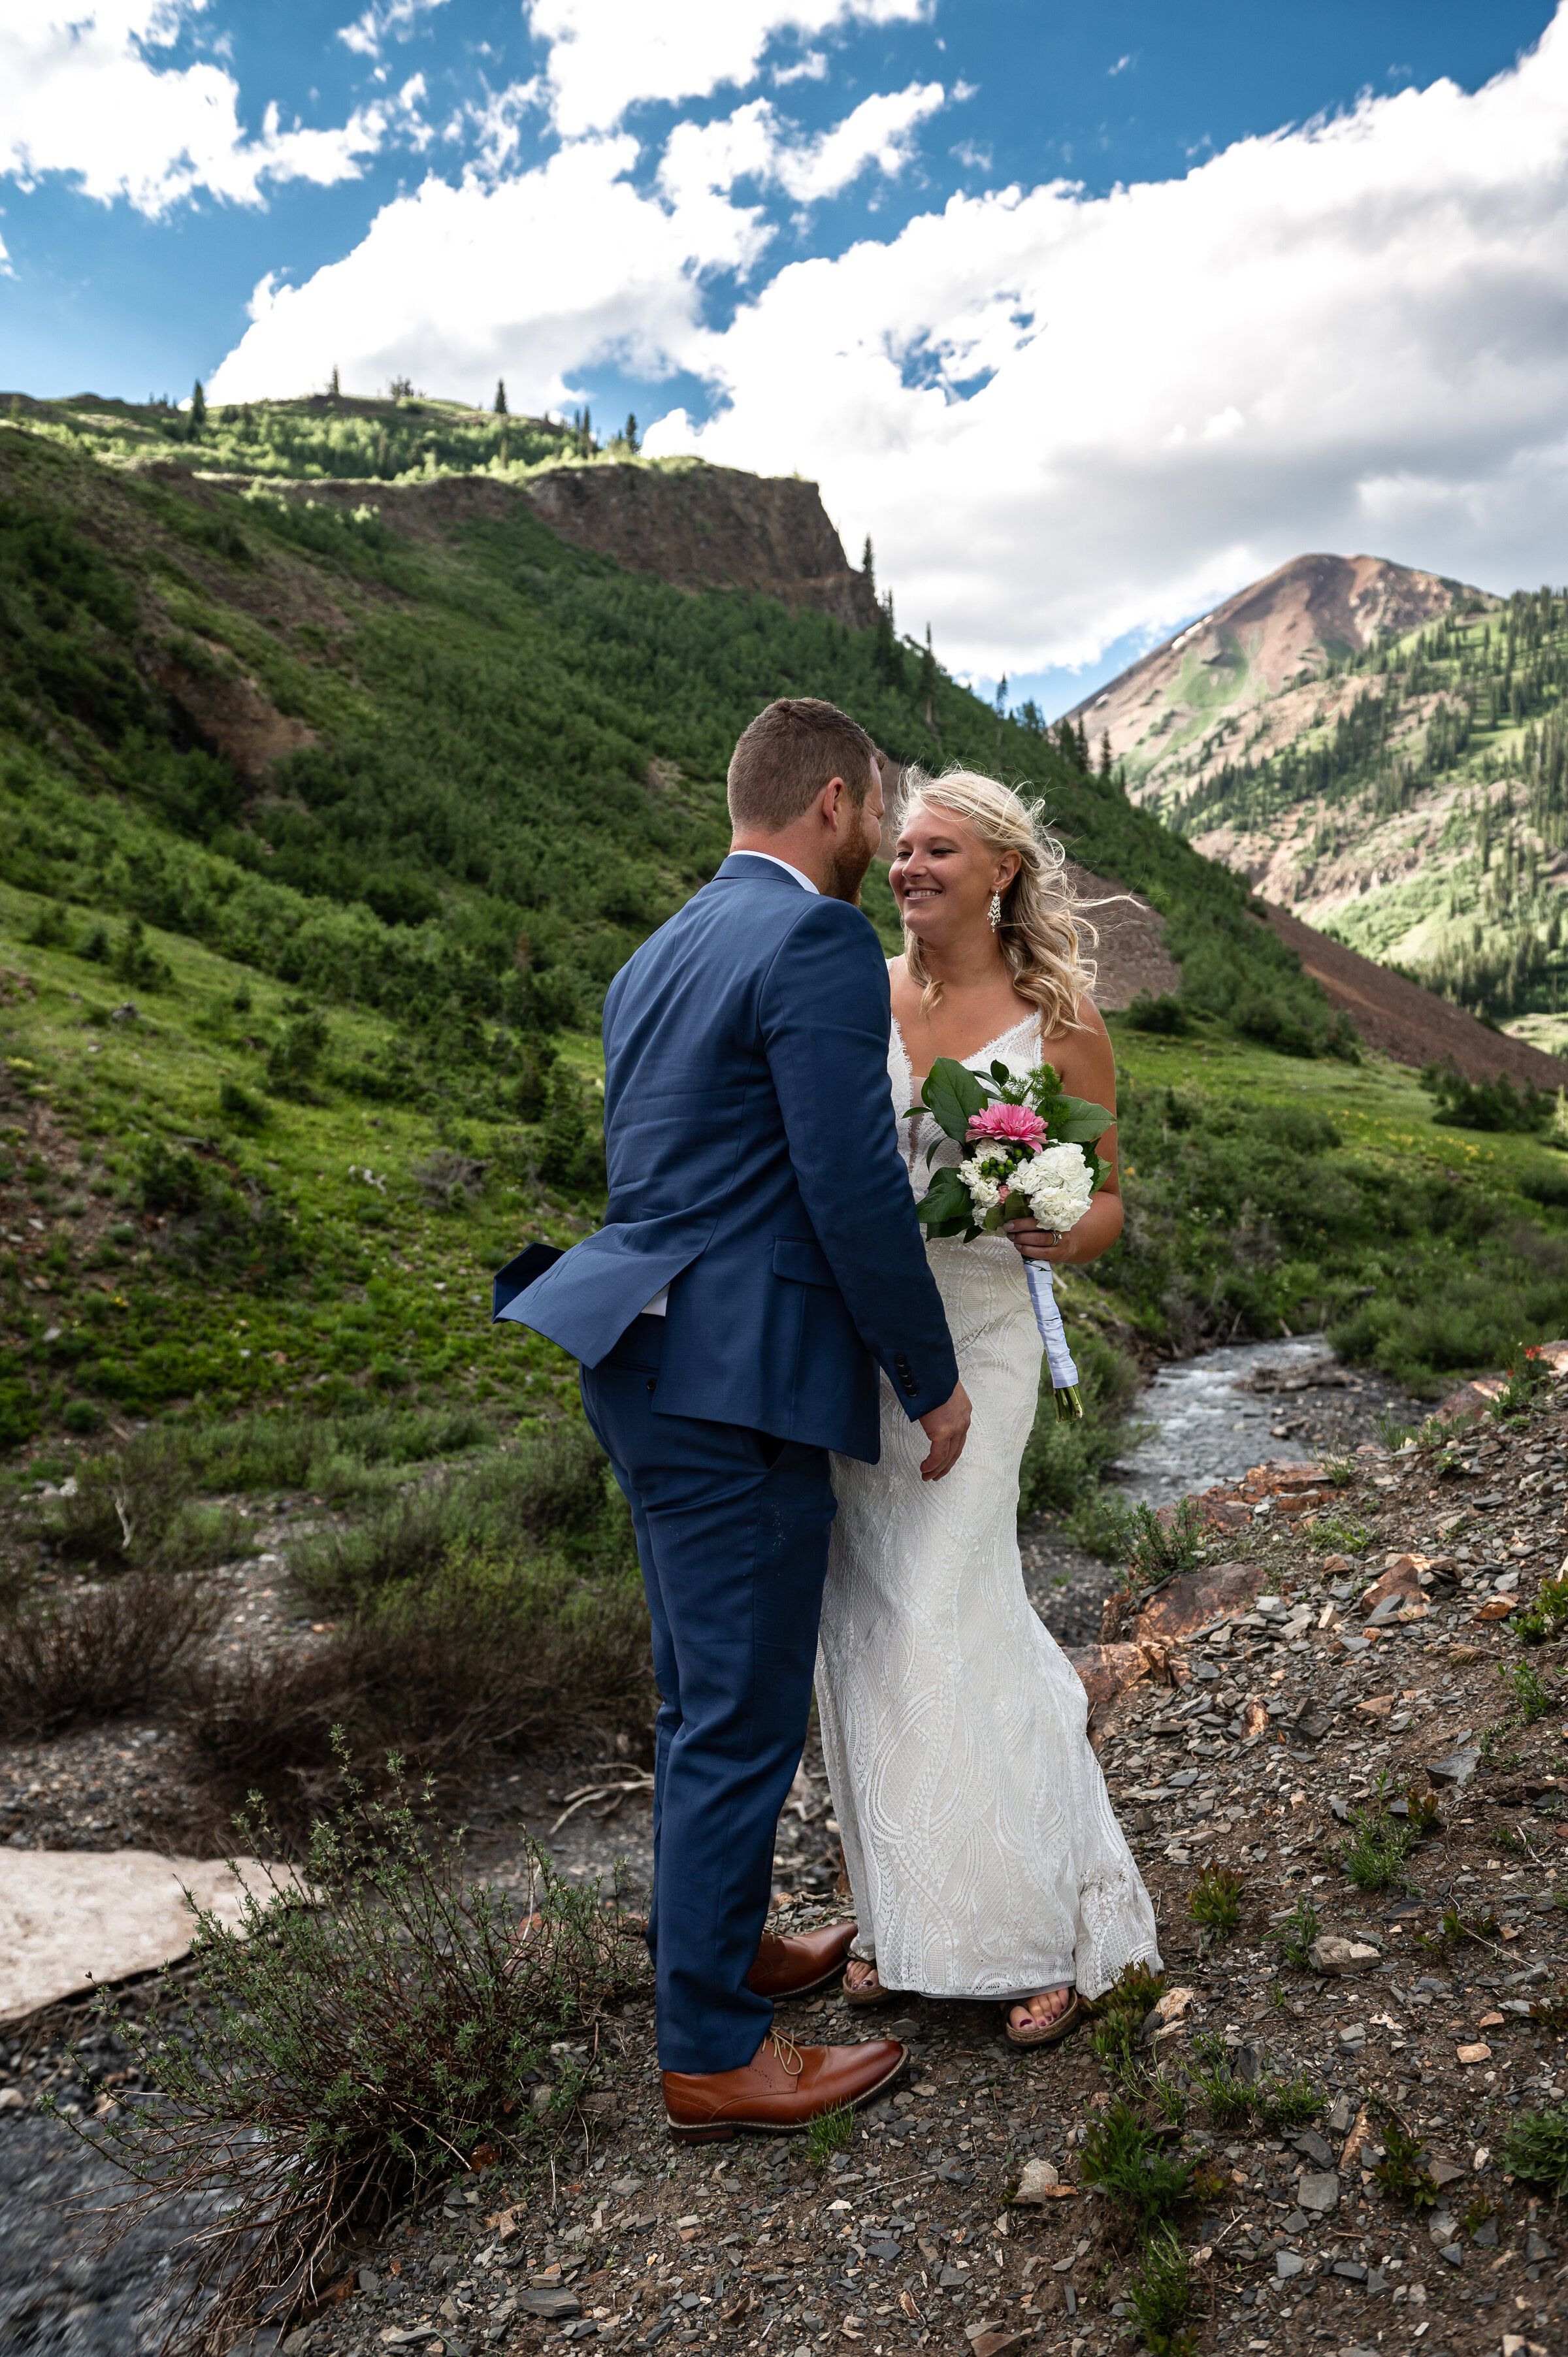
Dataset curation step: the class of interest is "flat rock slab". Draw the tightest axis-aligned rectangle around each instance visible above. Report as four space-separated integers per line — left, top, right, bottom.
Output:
1135 1561 1268 1647
0 1849 297 2024
1063 1640 1150 1708
518 2288 582 2319
1309 1936 1381 1975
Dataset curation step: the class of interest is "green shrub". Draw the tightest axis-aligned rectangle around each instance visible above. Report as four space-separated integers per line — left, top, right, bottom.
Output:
1084 1959 1166 2081
63 1755 640 2355
1518 1571 1568 1645
289 1423 628 1606
188 1527 652 1799
1124 993 1190 1035
1191 2034 1252 2130
1497 1655 1555 1727
1079 2098 1192 2229
1421 1061 1549 1133
1371 2107 1439 2208
1339 1780 1419 1893
0 1570 216 1738
1187 1865 1244 1940
1307 1512 1371 1553
538 1065 607 1192
1272 1897 1320 1971
219 1077 268 1128
1256 2075 1324 2132
265 1007 329 1099
1126 2226 1197 2357
1088 1494 1205 1589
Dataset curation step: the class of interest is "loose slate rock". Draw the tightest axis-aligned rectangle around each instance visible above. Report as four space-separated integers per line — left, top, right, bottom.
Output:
1013 2158 1062 2202
1297 2171 1340 2213
1427 1748 1481 1786
1309 1936 1380 1975
519 2290 583 2320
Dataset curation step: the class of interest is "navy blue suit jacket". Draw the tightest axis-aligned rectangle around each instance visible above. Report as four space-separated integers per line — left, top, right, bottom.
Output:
502 854 958 1460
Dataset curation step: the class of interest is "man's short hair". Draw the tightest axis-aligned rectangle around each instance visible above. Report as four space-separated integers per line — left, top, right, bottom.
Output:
727 698 877 832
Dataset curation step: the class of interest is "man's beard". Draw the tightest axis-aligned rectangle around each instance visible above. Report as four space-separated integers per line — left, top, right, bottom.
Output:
825 828 875 905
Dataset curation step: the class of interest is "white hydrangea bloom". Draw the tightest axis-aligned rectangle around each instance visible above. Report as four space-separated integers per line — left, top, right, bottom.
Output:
958 1156 1005 1211
1019 1142 1096 1231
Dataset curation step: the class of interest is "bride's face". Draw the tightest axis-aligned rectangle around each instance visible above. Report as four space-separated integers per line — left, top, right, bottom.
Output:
889 802 1019 949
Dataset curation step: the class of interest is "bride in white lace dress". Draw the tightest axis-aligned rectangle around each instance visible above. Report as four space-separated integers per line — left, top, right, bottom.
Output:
815 770 1160 2044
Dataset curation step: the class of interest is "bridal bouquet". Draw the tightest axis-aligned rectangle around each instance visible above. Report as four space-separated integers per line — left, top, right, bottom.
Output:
909 1056 1113 1241
909 1056 1113 1419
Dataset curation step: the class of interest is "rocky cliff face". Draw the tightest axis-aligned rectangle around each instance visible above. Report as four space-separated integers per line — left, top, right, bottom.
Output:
204 457 875 629
521 459 877 628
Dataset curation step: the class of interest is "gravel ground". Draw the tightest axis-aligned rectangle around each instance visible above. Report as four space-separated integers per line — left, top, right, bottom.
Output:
5 1380 1568 2357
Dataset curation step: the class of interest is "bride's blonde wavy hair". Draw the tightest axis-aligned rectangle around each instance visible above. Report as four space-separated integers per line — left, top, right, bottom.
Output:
896 767 1098 1040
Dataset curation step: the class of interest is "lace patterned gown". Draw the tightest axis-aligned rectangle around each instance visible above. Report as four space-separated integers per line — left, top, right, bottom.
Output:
814 1011 1161 2003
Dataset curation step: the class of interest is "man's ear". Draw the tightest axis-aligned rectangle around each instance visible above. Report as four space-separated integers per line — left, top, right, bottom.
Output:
819 775 848 830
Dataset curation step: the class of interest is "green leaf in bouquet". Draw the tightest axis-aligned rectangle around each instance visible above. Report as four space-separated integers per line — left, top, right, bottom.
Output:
921 1056 990 1145
1050 1094 1114 1145
914 1164 977 1236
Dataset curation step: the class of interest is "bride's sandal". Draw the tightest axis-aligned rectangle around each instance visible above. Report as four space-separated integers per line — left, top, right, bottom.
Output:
842 1959 906 2009
1002 1988 1080 2048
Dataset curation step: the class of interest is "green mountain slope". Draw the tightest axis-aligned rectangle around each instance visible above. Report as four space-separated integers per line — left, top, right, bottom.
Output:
1 400 1560 1455
1073 547 1568 1041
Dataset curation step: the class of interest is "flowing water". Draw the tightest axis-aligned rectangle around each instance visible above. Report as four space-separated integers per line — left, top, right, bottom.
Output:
1117 1330 1410 1510
1022 1331 1418 1647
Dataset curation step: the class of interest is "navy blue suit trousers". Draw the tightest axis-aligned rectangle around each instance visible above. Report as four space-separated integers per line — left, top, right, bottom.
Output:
581 1316 835 2075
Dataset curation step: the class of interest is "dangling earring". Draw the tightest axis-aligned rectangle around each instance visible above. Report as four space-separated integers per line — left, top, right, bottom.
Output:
988 889 1002 933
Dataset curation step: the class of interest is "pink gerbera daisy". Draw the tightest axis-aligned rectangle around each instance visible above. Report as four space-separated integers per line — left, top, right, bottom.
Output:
967 1101 1048 1148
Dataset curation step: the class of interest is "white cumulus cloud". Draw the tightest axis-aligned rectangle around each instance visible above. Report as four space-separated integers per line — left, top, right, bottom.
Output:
206 134 763 410
337 0 449 61
0 0 391 215
642 7 1568 678
209 78 947 408
527 0 931 137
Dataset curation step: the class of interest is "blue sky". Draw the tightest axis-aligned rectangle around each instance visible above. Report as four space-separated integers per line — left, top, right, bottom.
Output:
6 1 1568 713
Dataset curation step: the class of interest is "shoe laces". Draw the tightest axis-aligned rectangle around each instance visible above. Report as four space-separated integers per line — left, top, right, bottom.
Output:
768 2029 804 2078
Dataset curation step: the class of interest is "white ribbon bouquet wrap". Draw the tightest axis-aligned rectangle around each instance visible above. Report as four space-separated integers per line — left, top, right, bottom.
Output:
906 1056 1113 1419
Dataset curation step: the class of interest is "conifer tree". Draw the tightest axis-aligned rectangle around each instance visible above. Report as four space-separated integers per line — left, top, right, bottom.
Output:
495 378 508 415
188 378 206 441
917 623 938 717
328 365 340 398
1075 718 1090 770
623 413 639 451
862 534 874 589
875 592 902 687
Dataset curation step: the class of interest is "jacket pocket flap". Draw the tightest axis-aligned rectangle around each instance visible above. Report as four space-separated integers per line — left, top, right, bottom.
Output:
772 1237 836 1288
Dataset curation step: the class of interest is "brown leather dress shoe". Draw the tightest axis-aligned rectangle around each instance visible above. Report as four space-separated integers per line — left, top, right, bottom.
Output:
745 1921 857 2000
663 2031 905 2143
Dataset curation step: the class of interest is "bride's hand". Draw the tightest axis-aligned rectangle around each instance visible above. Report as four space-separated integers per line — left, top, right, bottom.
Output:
1002 1213 1069 1262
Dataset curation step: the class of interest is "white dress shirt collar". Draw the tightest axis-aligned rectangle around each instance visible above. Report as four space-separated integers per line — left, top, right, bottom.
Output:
728 849 819 894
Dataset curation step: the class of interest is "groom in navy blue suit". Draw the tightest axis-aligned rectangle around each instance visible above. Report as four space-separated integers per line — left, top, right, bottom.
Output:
500 698 968 2139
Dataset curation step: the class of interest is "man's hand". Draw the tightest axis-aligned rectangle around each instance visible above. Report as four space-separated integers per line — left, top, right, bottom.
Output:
917 1381 972 1480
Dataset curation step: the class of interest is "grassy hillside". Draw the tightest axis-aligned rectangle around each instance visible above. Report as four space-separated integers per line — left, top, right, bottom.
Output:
4 404 1568 1479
